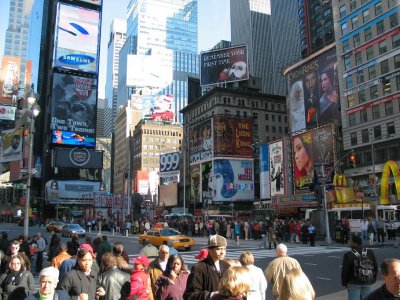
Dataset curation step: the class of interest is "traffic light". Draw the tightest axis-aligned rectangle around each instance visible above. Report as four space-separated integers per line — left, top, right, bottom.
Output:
349 151 356 168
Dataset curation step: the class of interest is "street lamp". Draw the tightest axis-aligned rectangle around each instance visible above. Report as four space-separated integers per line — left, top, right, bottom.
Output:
24 92 40 237
369 128 379 219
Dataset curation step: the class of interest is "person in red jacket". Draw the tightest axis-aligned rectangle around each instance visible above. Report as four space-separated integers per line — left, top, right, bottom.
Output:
129 256 151 300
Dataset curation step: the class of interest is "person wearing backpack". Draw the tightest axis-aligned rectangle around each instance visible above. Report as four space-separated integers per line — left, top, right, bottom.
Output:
341 235 378 300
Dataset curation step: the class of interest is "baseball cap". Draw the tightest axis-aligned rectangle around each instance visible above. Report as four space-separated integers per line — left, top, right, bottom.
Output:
195 248 208 260
208 234 227 248
133 256 150 267
79 244 95 258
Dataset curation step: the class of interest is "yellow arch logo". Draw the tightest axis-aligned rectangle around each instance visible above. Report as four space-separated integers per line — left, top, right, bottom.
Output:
380 160 400 205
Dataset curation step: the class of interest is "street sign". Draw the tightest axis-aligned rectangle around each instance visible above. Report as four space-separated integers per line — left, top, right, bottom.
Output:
14 183 24 189
20 168 37 175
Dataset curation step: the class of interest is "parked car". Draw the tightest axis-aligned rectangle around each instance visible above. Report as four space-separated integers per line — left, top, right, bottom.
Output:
46 221 65 232
138 228 195 251
61 223 86 237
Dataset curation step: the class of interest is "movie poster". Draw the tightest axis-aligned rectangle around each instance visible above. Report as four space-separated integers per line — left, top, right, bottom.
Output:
269 140 285 197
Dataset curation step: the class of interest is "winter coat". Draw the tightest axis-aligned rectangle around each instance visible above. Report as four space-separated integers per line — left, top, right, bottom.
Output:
59 267 99 300
129 269 151 300
155 271 189 300
0 270 35 300
24 290 70 300
97 266 131 300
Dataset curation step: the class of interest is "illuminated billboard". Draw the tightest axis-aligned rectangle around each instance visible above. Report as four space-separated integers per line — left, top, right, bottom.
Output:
293 124 335 194
269 140 285 197
159 151 180 185
286 46 340 132
131 94 175 122
259 144 270 199
50 73 97 147
1 128 23 163
210 159 254 202
0 105 16 121
54 3 100 73
200 45 249 86
0 56 20 105
189 119 212 164
213 116 253 158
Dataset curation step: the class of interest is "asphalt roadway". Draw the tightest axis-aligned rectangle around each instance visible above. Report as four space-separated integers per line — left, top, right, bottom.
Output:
3 224 397 299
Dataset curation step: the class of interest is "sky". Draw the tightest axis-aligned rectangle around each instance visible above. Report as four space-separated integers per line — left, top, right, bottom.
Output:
0 0 231 98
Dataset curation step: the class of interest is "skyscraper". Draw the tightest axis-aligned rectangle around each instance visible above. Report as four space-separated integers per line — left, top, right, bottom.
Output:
3 0 35 96
230 0 301 96
104 18 126 137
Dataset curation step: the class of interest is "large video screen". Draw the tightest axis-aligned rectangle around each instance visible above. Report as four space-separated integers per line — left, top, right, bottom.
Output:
50 73 97 147
53 3 100 73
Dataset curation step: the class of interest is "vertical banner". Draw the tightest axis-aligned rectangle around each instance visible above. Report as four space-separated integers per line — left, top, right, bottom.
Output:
284 136 294 196
0 56 21 105
189 119 212 164
269 140 285 196
201 161 212 205
1 128 23 163
190 164 200 205
259 144 270 199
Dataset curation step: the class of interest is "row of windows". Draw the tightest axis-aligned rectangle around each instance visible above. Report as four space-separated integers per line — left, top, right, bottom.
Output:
349 143 399 168
348 99 399 127
265 124 289 134
350 121 396 146
340 0 397 19
141 129 181 136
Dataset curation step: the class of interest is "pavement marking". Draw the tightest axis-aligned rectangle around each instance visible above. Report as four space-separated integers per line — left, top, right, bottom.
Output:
327 255 342 258
304 263 318 266
315 277 332 280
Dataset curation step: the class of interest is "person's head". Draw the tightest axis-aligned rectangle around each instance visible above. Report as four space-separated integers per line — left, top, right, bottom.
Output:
218 266 251 297
320 66 334 94
381 258 400 297
133 256 150 270
212 160 237 199
76 245 95 273
208 235 227 262
102 235 108 242
304 72 317 91
113 242 124 257
59 243 68 252
9 240 20 255
278 268 315 300
159 244 170 262
9 254 25 272
38 267 59 296
275 244 288 257
291 81 303 103
100 252 116 273
350 235 362 249
239 251 255 266
293 135 313 174
224 258 242 267
165 254 185 277
228 61 247 79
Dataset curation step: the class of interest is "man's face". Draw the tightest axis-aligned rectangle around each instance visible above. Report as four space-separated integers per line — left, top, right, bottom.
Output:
10 243 19 255
159 248 169 262
208 247 226 262
384 261 400 297
305 72 316 90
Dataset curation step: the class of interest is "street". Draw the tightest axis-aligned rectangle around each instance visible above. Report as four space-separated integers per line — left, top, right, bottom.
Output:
3 224 396 299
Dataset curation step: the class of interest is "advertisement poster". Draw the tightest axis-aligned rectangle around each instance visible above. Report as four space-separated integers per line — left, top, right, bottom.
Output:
1 128 23 163
269 140 285 197
136 170 149 195
0 105 16 121
54 3 100 73
0 56 20 105
286 46 339 132
200 45 249 86
201 161 212 206
189 119 212 164
159 152 180 185
50 73 97 147
190 164 200 204
293 124 335 194
213 116 253 158
259 144 270 199
210 159 254 202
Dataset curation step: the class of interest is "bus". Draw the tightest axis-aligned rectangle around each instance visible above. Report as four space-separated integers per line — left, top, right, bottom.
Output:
305 204 399 233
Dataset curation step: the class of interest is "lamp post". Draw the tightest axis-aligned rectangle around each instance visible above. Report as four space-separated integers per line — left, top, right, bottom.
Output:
23 93 40 237
369 128 378 218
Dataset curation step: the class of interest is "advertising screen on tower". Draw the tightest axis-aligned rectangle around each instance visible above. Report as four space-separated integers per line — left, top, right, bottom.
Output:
53 3 100 73
286 46 339 133
200 45 249 86
50 72 97 147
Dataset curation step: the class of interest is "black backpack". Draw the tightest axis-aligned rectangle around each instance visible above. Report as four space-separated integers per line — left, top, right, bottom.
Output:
352 248 374 283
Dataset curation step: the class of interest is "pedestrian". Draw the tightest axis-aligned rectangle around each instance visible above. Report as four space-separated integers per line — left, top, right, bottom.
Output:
268 225 277 250
341 235 378 300
234 221 241 245
342 217 350 244
376 216 386 245
51 243 71 269
129 256 152 300
35 233 46 273
301 221 309 244
96 235 112 265
264 243 302 299
149 245 170 295
365 258 400 299
278 268 315 300
140 240 159 263
360 218 369 243
367 217 376 245
308 222 316 247
239 251 267 300
113 241 131 274
1 239 32 273
184 235 230 300
209 266 251 300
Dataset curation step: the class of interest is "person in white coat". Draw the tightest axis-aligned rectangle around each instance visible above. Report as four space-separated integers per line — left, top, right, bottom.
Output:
239 251 267 300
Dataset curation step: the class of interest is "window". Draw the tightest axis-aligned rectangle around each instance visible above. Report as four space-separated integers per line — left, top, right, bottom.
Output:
380 60 389 74
385 101 393 116
360 110 368 123
343 40 350 52
351 16 359 29
376 21 385 35
272 126 276 133
344 56 352 71
387 122 395 135
349 113 356 126
347 94 356 107
375 2 383 16
342 23 348 35
350 0 357 11
353 33 361 47
253 113 258 119
346 76 353 89
364 28 372 41
388 0 396 9
362 9 370 22
266 125 269 132
370 85 378 99
368 66 376 80
359 90 366 103
355 52 363 65
350 132 358 146
372 105 380 120
374 125 382 140
265 114 269 121
272 115 275 122
378 40 387 54
395 55 400 69
361 129 369 143
340 5 346 18
393 33 400 48
356 71 364 84
389 13 399 28
278 115 281 122
366 46 374 60
383 79 391 95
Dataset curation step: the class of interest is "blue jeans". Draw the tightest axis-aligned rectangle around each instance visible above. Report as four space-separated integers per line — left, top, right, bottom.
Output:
347 284 372 300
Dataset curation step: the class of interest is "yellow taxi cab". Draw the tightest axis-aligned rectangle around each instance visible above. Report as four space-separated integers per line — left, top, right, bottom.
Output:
138 228 195 251
46 220 65 232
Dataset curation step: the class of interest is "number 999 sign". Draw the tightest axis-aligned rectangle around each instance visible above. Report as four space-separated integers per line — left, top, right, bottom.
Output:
160 152 180 172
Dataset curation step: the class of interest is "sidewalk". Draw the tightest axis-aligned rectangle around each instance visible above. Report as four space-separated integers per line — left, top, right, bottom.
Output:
316 281 383 299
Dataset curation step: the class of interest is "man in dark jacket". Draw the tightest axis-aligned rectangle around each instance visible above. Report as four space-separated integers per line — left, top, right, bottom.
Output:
96 235 112 265
183 235 230 300
341 235 378 299
365 258 400 299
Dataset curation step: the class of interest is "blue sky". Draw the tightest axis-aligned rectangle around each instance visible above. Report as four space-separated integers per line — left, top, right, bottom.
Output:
0 0 230 97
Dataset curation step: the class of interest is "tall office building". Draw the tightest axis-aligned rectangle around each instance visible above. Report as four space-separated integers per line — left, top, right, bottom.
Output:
3 0 35 96
104 19 126 137
119 0 198 123
230 0 301 96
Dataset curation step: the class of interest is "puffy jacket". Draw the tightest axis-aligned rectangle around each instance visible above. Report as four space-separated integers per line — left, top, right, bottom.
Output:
97 266 131 300
129 269 151 300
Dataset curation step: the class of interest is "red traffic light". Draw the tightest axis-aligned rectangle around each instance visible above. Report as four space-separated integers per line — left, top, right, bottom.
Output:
349 152 356 168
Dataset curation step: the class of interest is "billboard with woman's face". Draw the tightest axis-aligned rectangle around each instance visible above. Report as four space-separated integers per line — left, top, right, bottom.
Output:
293 124 335 194
286 46 340 132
